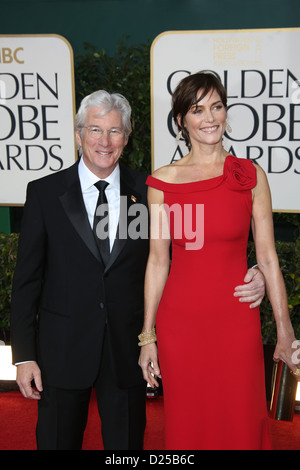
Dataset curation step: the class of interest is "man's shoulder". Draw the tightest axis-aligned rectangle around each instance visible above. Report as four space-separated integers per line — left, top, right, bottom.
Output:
120 163 148 188
120 163 147 179
28 161 78 190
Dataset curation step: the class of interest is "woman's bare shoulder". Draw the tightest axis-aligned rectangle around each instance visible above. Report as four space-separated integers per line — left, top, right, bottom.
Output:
151 156 189 183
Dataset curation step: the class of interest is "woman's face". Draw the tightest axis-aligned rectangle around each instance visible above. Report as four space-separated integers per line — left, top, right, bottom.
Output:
182 88 227 148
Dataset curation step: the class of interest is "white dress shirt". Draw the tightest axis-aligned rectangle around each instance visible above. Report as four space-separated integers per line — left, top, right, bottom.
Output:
78 158 120 252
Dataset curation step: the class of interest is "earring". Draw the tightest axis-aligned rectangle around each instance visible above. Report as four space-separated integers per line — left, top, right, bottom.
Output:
226 123 232 134
176 130 183 141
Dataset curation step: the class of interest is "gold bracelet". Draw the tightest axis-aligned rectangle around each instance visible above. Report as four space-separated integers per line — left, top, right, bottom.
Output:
293 368 300 377
138 328 157 346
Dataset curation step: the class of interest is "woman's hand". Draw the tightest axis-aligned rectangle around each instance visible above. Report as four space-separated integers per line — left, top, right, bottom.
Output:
273 333 300 375
138 343 161 388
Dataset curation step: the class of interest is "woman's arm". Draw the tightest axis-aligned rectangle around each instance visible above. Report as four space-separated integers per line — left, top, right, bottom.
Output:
251 165 299 372
138 186 171 387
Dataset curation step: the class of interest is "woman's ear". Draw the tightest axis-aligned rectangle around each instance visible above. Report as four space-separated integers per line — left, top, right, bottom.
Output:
177 114 183 129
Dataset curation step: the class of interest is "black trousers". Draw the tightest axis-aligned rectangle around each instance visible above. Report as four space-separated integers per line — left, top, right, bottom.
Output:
36 333 147 450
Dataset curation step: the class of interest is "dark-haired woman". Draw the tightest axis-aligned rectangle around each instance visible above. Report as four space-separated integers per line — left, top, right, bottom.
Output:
139 72 298 450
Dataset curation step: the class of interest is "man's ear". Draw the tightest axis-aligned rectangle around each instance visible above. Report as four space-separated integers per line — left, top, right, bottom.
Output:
75 129 82 148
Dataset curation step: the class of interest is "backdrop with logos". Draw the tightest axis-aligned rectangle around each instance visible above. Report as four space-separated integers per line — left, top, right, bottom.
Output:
0 35 76 205
151 28 300 212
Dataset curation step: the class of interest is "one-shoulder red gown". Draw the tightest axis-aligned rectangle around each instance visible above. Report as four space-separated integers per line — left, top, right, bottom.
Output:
146 155 272 450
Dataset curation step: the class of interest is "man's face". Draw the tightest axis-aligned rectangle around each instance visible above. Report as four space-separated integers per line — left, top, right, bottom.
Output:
76 107 129 178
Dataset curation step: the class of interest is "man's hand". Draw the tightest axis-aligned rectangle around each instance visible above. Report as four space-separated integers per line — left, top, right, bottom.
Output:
234 267 265 309
16 361 43 400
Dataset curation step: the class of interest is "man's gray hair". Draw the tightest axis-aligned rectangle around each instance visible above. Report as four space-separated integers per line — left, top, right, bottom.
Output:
75 90 132 137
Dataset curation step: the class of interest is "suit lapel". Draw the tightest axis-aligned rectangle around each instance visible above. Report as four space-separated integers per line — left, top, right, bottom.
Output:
59 163 102 263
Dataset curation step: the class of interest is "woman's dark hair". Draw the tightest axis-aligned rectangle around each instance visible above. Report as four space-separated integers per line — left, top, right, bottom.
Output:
172 71 228 149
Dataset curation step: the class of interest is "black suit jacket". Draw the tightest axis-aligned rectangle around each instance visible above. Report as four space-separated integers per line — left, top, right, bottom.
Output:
10 161 149 390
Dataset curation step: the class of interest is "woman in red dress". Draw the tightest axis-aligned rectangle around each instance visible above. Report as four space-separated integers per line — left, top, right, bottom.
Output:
139 72 299 449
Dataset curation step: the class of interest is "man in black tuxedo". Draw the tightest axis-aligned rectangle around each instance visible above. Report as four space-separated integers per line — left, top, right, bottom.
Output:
10 90 265 450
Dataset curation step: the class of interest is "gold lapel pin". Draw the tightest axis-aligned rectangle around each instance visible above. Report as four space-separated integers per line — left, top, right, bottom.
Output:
131 195 137 202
